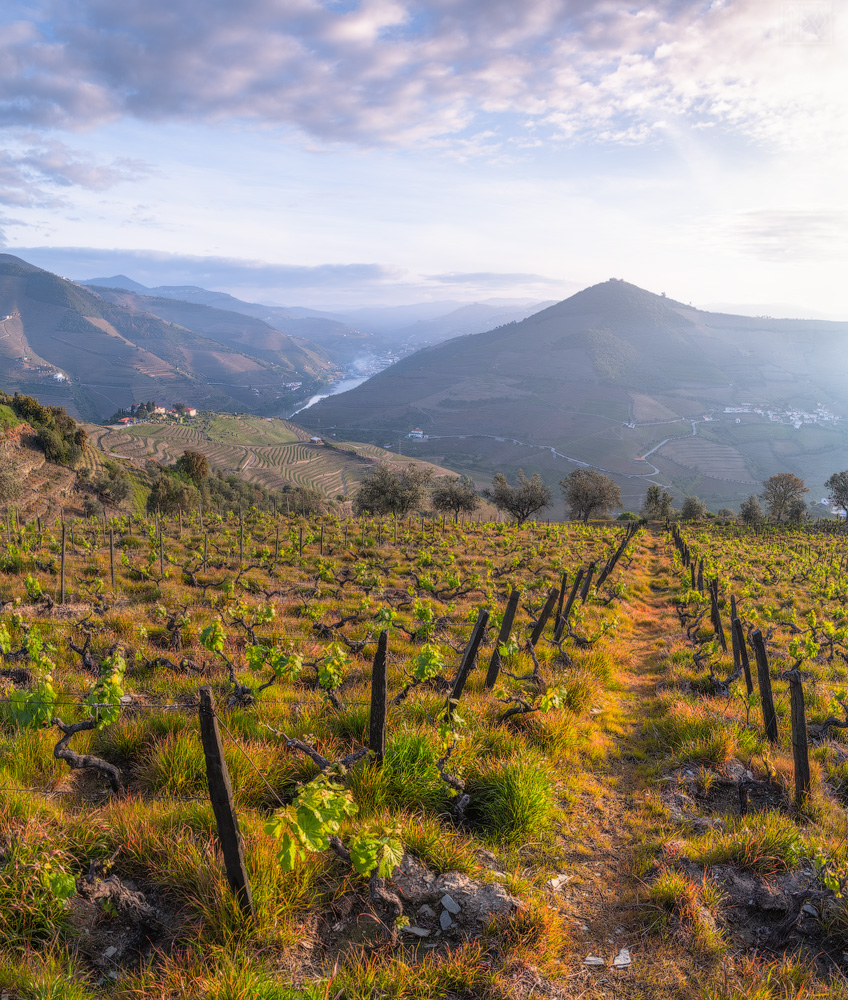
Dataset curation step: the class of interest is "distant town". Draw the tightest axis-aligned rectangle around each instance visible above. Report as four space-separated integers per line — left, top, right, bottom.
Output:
721 402 840 429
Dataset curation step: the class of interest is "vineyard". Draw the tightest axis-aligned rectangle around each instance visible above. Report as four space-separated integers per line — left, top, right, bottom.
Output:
87 415 460 504
1 510 848 999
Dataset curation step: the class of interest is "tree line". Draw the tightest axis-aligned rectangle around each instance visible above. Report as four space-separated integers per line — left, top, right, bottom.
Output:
350 465 848 525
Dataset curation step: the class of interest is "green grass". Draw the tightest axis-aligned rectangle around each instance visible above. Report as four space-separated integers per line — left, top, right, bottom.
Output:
465 751 555 843
688 811 805 875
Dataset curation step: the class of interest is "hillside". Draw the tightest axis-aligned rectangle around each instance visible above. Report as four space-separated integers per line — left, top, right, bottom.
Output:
86 286 335 371
299 279 848 507
87 412 479 509
0 255 334 422
82 277 380 365
394 299 555 347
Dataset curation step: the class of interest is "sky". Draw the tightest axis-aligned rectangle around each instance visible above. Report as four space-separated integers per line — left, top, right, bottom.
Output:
1 0 846 314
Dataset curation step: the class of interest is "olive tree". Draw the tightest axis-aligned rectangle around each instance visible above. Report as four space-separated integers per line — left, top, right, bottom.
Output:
353 464 433 517
641 484 675 520
739 495 765 525
560 469 621 522
760 473 808 522
482 470 551 524
430 476 480 521
825 470 848 520
680 496 707 521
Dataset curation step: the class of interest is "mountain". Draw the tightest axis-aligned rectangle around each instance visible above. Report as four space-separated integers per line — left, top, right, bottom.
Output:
298 279 848 507
394 300 555 347
0 254 333 421
84 274 150 293
85 286 333 371
80 278 380 365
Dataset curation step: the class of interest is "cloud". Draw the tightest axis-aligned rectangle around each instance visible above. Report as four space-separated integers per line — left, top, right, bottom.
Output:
0 0 843 152
7 245 405 290
427 271 562 287
0 139 149 208
726 209 848 262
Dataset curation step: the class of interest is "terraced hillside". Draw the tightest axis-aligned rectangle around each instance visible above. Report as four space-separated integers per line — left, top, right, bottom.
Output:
89 413 470 502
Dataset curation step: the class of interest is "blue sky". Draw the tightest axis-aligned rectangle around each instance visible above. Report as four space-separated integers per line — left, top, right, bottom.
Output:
1 0 846 314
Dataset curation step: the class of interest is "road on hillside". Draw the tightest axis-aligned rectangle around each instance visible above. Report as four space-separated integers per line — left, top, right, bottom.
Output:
422 433 664 479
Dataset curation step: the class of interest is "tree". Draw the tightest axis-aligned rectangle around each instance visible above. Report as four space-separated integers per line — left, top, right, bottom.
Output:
560 469 621 522
147 474 199 516
175 449 210 485
760 473 808 522
680 495 707 521
431 476 480 521
353 464 433 517
739 495 764 525
785 498 807 523
641 484 675 520
825 470 848 520
482 470 551 524
91 468 132 513
717 508 735 520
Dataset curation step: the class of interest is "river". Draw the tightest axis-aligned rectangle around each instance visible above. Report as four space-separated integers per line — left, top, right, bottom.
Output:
289 375 369 416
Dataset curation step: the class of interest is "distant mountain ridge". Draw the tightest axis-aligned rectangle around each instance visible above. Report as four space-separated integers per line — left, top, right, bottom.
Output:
299 279 848 506
80 275 550 351
81 277 379 365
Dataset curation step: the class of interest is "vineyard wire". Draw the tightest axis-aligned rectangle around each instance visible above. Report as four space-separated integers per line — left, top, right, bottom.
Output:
214 715 287 809
0 786 208 803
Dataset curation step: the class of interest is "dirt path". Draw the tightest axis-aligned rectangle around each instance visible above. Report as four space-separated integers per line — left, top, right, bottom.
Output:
549 529 711 998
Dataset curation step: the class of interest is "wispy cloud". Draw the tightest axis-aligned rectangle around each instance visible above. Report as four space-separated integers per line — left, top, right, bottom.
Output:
427 271 562 287
0 139 149 208
9 246 404 291
725 209 848 262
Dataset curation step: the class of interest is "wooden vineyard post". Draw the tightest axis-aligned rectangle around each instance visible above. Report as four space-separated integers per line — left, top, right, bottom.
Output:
369 630 389 764
299 526 303 557
697 561 704 593
198 688 255 920
159 526 165 578
393 515 397 545
274 527 279 562
178 508 183 537
486 589 520 689
239 516 244 565
710 580 727 652
731 616 753 696
127 514 132 537
751 630 778 743
530 587 559 648
60 522 66 605
579 561 596 604
784 668 811 805
204 532 208 571
109 528 116 593
555 569 584 642
690 564 696 590
445 609 489 720
320 524 324 555
553 572 568 638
